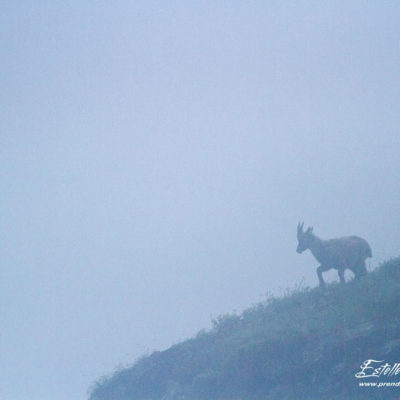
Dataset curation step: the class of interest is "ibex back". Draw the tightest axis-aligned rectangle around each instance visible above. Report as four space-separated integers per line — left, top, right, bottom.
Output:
296 223 372 286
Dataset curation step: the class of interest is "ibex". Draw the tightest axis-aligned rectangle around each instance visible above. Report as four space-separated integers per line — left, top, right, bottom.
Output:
296 223 372 286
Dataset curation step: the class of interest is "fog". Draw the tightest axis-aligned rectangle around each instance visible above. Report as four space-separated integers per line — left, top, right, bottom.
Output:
1 2 399 399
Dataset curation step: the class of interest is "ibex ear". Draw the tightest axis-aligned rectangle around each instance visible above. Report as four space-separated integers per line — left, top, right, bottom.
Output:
306 226 313 234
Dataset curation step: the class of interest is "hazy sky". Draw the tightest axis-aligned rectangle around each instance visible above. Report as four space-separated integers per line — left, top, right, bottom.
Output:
1 2 400 399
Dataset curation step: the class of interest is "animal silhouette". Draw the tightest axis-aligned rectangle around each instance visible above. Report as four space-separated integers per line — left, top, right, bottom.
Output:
296 223 372 286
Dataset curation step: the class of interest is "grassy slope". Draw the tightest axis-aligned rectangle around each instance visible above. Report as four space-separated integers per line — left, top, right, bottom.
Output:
88 257 400 400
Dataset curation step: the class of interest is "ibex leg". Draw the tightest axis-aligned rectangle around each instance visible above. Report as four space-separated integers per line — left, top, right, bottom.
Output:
338 269 345 284
356 260 367 278
317 265 329 287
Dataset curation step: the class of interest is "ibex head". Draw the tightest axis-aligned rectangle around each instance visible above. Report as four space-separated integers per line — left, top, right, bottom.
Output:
296 222 314 253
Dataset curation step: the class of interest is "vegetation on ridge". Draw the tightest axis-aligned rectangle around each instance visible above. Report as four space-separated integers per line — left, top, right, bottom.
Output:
88 257 400 400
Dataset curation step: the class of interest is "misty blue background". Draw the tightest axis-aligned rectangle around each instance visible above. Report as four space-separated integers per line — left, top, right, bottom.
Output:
1 2 400 399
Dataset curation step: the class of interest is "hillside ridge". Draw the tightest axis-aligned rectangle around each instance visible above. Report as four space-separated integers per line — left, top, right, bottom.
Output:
88 257 400 400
